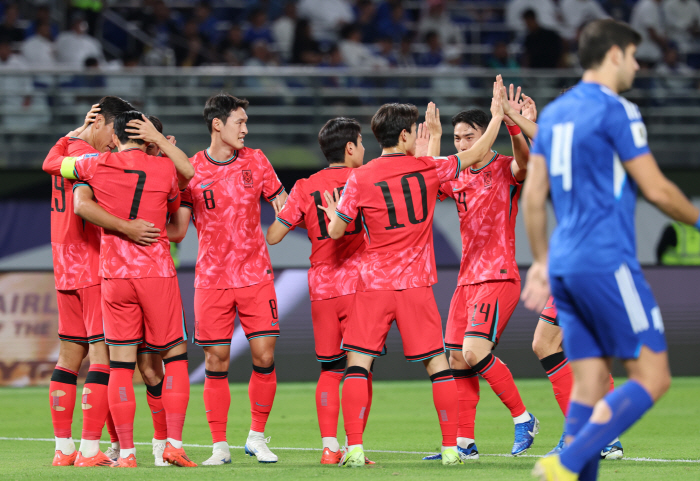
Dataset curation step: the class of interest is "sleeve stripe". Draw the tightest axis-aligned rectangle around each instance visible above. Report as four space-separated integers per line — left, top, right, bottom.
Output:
180 201 193 210
336 210 353 223
266 186 285 201
60 157 78 179
454 155 461 179
72 182 90 191
168 193 179 202
276 217 293 228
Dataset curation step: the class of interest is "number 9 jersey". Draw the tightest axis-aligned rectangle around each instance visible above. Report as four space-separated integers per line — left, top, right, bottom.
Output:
335 153 460 291
532 81 650 275
180 148 285 289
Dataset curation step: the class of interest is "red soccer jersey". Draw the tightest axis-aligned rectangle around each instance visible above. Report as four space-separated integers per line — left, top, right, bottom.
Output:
180 148 285 289
43 137 102 290
438 152 522 285
276 166 366 301
72 148 180 279
335 153 460 291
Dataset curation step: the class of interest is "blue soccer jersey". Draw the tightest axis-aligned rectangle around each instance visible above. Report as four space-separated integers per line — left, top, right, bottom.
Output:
531 81 650 275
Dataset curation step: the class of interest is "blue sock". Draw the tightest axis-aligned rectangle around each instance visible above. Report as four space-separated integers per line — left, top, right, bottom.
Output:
560 381 653 474
564 401 594 439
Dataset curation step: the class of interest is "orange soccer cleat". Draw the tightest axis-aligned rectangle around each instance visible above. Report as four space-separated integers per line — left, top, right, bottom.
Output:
74 450 114 467
320 447 342 464
111 454 138 468
163 442 197 467
365 456 375 465
52 450 78 466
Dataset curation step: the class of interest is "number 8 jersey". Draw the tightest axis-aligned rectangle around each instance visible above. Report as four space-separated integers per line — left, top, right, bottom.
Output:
180 148 285 289
336 153 460 291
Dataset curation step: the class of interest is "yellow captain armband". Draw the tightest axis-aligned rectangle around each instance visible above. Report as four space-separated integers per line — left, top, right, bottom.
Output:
60 157 78 179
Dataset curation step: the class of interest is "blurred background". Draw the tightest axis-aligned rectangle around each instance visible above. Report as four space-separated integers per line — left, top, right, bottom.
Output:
1 0 700 386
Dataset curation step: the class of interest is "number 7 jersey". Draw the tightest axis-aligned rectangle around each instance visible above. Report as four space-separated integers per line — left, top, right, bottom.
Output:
335 153 460 291
180 148 285 289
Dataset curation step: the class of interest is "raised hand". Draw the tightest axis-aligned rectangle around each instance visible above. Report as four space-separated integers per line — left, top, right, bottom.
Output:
491 79 505 120
67 103 100 137
425 101 442 138
503 81 524 126
415 122 430 157
521 94 538 123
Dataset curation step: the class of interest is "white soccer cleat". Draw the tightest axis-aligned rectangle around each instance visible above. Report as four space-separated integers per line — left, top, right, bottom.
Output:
202 449 232 466
104 446 119 462
152 440 169 467
244 435 278 463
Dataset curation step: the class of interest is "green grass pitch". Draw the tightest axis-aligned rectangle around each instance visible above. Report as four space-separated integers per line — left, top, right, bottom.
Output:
1 378 699 480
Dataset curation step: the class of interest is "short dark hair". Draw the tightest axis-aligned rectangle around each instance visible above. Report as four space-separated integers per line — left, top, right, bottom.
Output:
579 19 641 70
98 96 135 124
318 117 361 164
148 115 164 134
451 109 489 132
114 110 145 145
203 93 249 133
522 9 536 21
371 103 419 149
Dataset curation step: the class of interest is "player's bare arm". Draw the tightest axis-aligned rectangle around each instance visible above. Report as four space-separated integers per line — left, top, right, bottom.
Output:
73 185 160 246
455 80 504 170
521 153 551 313
126 115 194 188
266 219 291 245
166 207 191 243
319 188 347 240
501 82 530 182
270 190 288 216
623 153 700 226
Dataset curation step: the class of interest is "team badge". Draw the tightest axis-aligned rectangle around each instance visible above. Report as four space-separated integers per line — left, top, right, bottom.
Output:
484 171 492 189
242 170 253 187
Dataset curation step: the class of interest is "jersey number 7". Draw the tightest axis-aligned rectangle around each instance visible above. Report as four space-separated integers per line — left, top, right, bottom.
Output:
124 169 146 219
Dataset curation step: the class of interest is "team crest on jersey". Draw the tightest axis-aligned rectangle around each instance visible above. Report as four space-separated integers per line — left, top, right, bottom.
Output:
242 170 253 187
484 171 492 189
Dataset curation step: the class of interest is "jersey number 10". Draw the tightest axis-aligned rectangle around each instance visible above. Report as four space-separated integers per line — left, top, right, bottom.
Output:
375 173 428 230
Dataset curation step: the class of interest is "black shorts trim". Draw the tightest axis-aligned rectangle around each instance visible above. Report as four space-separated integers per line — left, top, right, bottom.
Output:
445 342 463 351
539 314 559 326
145 337 185 351
105 337 143 346
246 330 280 341
405 347 445 362
316 352 347 362
58 333 89 344
342 343 383 357
194 337 232 346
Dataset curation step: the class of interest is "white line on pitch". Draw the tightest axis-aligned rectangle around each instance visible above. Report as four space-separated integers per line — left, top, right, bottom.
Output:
0 437 697 464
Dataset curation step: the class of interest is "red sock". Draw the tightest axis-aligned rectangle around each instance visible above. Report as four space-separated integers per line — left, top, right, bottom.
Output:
342 367 369 446
204 370 230 443
50 367 78 438
162 355 190 442
108 362 136 449
315 369 343 438
453 369 479 439
146 379 168 440
474 354 527 418
540 352 573 416
249 364 277 432
364 371 373 431
105 411 119 443
430 370 458 446
609 374 615 392
81 364 110 440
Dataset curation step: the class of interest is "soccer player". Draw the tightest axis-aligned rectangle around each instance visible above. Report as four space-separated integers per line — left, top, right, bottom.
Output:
266 117 368 464
421 81 539 460
522 19 700 480
55 111 197 468
41 97 159 466
319 90 505 467
167 93 287 465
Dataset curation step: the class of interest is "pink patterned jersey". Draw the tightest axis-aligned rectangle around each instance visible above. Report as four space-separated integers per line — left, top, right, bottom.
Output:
336 153 460 291
438 152 522 285
180 149 285 289
73 148 180 279
276 166 365 301
43 137 102 290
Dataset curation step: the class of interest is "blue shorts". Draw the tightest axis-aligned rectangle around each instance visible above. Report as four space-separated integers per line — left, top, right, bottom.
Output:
550 263 667 361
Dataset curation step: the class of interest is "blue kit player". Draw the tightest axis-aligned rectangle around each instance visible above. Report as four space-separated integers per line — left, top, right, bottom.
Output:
521 19 700 481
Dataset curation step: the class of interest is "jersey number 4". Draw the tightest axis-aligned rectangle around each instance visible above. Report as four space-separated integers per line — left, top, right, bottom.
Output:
375 173 428 230
551 122 574 192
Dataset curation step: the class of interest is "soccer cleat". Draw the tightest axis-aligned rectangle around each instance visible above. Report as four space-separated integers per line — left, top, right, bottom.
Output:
548 433 566 456
152 440 170 467
512 413 539 456
245 436 278 463
320 447 342 465
364 455 375 465
163 442 197 467
339 446 365 467
422 443 479 461
111 454 138 468
52 450 78 466
441 447 463 466
74 450 114 467
600 440 624 460
104 446 119 462
202 449 232 466
532 454 577 481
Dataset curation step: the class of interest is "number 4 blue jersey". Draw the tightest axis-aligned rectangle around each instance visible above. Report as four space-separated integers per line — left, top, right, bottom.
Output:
531 81 651 275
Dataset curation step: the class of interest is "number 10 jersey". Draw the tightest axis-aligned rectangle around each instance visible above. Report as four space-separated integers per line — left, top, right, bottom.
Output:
336 153 460 291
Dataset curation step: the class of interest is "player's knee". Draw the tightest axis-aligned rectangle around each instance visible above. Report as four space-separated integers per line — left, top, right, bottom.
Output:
139 365 162 386
532 336 550 359
462 349 480 367
449 350 467 368
252 351 275 368
204 349 230 370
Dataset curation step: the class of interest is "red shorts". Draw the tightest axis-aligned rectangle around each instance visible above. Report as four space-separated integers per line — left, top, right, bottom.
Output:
56 285 103 344
342 287 444 362
101 276 187 351
193 280 279 346
311 295 354 362
445 280 521 350
539 296 559 326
